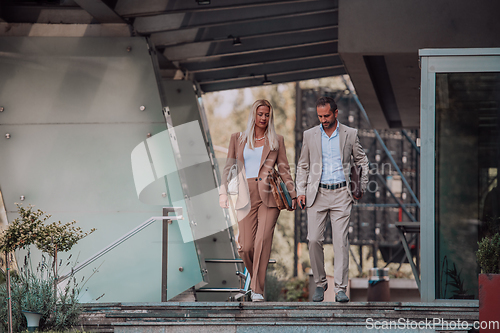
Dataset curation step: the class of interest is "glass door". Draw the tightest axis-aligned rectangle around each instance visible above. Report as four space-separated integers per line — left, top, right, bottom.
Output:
420 49 500 301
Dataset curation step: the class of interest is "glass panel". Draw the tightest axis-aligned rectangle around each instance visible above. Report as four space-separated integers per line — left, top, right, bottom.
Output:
435 72 500 299
160 80 241 300
0 37 203 302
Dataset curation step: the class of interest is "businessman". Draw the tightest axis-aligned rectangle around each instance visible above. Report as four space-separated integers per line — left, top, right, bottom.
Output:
296 96 369 302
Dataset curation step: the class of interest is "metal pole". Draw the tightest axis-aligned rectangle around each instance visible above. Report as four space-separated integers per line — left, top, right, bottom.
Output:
162 207 170 302
161 207 181 302
401 129 420 155
6 252 12 333
359 245 363 275
53 243 58 315
293 81 302 277
374 166 418 222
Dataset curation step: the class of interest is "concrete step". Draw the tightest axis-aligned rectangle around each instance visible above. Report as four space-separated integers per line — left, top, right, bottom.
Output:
81 301 479 333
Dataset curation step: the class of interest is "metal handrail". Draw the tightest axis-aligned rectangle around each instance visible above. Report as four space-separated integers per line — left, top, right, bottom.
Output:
57 212 183 284
204 259 276 264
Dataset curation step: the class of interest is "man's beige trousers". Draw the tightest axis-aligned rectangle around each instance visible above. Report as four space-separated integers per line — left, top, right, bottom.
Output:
307 186 352 294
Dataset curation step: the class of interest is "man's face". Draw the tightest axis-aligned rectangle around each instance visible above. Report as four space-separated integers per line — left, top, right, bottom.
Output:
317 104 338 129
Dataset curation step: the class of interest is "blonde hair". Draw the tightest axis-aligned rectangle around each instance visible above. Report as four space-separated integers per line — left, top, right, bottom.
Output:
240 99 279 151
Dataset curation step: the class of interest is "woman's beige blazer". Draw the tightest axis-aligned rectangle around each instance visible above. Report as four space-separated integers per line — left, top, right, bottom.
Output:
220 132 296 210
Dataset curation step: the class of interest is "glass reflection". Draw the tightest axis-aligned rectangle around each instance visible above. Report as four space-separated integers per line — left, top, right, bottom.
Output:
435 72 500 299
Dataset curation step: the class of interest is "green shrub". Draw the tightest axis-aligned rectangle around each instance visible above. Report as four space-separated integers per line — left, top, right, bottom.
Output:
0 204 94 332
477 233 500 274
0 255 84 332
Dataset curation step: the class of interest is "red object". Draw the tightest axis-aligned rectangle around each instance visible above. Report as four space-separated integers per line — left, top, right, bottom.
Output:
398 207 402 222
479 274 500 332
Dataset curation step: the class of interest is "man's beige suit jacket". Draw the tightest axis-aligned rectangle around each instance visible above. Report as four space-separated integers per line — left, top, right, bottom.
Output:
296 123 369 207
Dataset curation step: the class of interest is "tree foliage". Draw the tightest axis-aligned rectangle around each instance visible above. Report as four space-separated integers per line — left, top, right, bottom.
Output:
0 204 95 256
0 204 49 253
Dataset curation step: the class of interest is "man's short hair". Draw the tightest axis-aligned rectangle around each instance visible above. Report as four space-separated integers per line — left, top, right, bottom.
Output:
316 96 337 113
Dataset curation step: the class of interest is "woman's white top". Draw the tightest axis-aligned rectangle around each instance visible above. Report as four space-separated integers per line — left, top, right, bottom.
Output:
243 143 263 178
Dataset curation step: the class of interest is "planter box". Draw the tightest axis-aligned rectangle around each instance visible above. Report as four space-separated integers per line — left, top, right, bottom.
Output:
479 273 500 332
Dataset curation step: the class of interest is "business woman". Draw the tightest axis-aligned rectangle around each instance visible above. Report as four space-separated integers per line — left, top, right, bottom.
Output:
219 99 297 302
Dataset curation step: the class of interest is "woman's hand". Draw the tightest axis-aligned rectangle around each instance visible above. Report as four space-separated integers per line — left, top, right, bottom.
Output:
297 195 306 209
219 194 229 208
292 198 297 210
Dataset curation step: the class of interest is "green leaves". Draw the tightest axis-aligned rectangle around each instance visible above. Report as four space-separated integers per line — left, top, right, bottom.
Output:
0 256 84 332
36 220 96 256
0 204 49 253
477 233 500 274
0 204 95 255
0 204 95 331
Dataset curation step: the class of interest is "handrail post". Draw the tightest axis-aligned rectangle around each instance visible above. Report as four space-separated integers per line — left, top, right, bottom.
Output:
162 207 182 302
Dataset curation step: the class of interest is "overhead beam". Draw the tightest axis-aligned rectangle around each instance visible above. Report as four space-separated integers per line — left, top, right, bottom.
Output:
116 0 333 17
173 40 335 64
0 22 131 37
199 67 346 92
193 55 344 83
198 64 344 85
179 41 339 72
74 0 126 23
150 11 336 46
134 5 337 34
1 5 94 24
163 27 338 61
187 52 341 74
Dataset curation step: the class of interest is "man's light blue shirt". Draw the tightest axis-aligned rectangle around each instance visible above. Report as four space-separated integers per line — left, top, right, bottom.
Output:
320 123 346 184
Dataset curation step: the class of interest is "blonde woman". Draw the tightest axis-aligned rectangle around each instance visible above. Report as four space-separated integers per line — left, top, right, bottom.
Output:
219 99 297 302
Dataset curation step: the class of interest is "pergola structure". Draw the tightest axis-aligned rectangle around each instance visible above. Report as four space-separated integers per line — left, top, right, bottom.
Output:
3 0 498 128
1 0 345 92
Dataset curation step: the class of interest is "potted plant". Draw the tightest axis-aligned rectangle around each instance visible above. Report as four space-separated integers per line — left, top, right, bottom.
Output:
0 204 95 332
0 204 47 333
476 232 500 331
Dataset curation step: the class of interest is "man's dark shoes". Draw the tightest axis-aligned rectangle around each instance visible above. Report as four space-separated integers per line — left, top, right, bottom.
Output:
335 290 349 303
312 284 328 302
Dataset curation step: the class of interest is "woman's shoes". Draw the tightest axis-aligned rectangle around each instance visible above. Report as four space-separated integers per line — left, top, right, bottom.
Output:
251 291 264 302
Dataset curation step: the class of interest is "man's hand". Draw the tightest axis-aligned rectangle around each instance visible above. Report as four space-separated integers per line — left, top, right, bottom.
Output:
219 194 229 208
353 191 364 200
297 195 306 209
291 198 297 210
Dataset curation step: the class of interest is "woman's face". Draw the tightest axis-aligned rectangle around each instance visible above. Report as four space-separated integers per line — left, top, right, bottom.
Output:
255 105 270 131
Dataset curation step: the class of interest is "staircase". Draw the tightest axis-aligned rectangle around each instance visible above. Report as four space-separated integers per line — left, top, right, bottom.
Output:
81 301 478 333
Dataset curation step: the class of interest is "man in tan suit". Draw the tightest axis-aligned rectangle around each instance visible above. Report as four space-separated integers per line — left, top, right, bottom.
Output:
296 96 369 302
